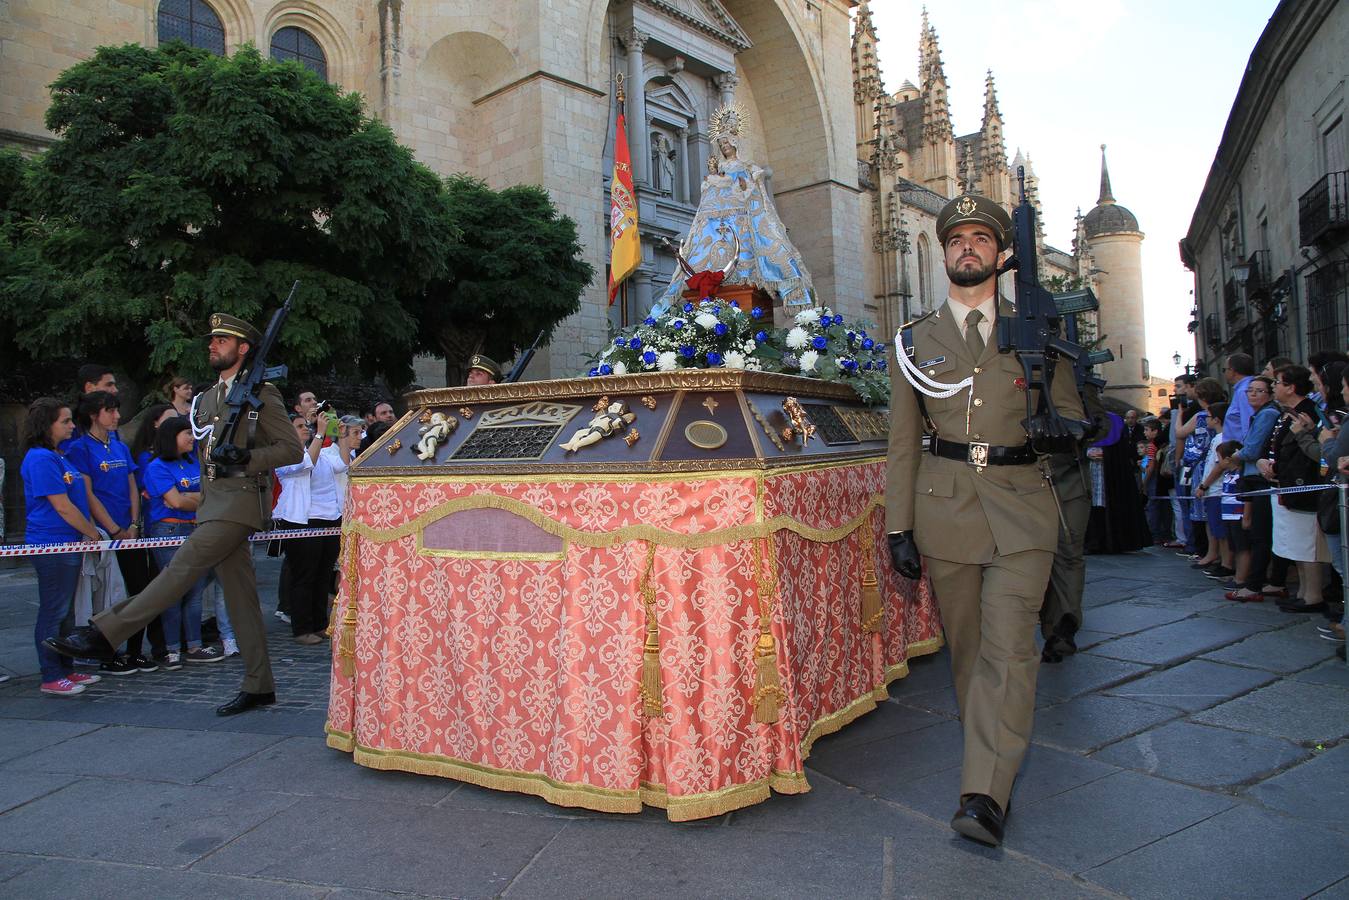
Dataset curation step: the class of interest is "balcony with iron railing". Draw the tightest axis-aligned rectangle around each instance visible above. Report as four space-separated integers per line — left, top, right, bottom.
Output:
1299 170 1349 246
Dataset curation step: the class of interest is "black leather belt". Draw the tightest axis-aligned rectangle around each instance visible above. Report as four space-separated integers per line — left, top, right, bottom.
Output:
928 435 1036 467
204 463 252 481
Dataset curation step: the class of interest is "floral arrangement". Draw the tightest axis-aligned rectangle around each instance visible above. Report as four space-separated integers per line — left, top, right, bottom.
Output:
588 301 891 405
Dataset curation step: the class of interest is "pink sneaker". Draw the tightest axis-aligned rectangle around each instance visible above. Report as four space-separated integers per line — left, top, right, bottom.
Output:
40 678 86 696
66 671 102 686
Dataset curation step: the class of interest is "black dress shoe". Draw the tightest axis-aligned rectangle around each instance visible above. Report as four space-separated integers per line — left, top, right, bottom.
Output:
216 691 277 716
1041 633 1078 664
43 626 116 661
951 793 1006 847
1278 600 1328 614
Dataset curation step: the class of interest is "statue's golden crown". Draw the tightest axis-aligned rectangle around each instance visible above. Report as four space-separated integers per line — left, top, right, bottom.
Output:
708 104 750 141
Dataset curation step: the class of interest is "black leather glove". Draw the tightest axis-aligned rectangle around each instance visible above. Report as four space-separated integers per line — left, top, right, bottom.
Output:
210 443 252 466
887 531 921 580
1023 414 1086 455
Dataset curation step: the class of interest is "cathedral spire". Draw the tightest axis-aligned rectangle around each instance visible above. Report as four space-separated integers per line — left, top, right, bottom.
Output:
980 69 1007 173
852 0 883 106
918 11 953 144
1098 144 1115 204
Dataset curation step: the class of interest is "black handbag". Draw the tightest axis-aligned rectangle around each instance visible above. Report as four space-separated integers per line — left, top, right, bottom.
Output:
1318 485 1342 534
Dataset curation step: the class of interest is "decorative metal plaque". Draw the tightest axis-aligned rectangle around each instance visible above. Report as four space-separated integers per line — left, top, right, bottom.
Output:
835 407 889 442
451 424 563 461
684 420 728 450
800 404 859 445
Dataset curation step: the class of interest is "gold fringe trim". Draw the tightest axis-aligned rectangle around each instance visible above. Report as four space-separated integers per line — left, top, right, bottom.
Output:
750 537 785 723
345 491 887 552
338 532 360 679
859 524 884 634
322 636 944 821
638 542 663 717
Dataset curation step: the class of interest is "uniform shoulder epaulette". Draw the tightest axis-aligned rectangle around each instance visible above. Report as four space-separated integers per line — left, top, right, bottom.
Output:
899 309 937 332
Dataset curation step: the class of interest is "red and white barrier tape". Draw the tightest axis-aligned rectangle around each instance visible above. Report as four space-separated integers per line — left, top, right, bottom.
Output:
0 526 343 559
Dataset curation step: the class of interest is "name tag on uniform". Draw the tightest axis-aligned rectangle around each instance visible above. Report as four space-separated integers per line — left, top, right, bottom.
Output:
918 355 945 368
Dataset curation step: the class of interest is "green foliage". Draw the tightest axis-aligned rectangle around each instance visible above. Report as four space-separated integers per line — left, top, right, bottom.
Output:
424 175 593 370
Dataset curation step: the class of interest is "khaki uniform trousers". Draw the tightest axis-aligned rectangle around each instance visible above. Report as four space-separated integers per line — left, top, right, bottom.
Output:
926 548 1053 809
1041 476 1091 639
92 520 275 694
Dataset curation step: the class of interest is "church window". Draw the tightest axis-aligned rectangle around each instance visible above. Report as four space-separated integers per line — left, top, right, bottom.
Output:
157 0 225 55
271 26 328 81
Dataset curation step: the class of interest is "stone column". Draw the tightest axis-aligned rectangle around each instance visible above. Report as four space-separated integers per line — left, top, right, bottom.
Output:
624 29 650 187
714 71 739 107
633 271 654 319
676 126 690 203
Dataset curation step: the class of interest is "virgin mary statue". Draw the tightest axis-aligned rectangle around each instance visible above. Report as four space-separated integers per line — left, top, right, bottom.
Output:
653 105 817 314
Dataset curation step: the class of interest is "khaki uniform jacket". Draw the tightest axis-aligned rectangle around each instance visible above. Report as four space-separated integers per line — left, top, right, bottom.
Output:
886 300 1085 565
194 382 304 530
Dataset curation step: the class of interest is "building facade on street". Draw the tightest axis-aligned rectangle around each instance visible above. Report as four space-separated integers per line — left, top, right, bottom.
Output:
4 0 1147 400
1182 0 1348 375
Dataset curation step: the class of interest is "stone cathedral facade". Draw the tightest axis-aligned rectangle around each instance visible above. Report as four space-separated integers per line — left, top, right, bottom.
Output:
2 0 1148 405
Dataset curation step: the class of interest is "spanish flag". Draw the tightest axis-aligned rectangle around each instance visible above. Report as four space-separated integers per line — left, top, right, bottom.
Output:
607 96 640 304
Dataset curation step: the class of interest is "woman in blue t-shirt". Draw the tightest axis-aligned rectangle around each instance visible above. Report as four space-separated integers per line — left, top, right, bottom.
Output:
143 418 219 667
20 397 102 697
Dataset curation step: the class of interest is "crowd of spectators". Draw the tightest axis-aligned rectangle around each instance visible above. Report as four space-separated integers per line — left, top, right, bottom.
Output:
13 364 393 696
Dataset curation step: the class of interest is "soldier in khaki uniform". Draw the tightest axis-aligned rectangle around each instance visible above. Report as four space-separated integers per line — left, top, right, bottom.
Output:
49 314 303 716
466 354 502 386
886 194 1084 847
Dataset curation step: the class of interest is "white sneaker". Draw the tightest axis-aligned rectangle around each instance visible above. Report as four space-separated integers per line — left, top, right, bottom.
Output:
162 652 183 671
273 610 291 624
222 638 240 657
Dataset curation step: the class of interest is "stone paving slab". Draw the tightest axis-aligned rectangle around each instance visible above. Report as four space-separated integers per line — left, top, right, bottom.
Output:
1084 804 1349 899
1006 770 1235 874
1191 680 1349 744
1034 653 1151 704
0 771 78 816
1198 599 1306 625
886 650 954 695
1103 658 1277 712
1295 658 1349 688
0 718 102 764
1084 602 1196 635
888 685 960 719
1032 694 1181 753
1200 623 1339 673
194 796 566 898
1 723 284 784
1088 618 1268 666
1090 720 1310 789
0 778 299 867
0 859 330 899
806 698 948 752
805 720 966 798
0 851 38 883
1247 742 1349 833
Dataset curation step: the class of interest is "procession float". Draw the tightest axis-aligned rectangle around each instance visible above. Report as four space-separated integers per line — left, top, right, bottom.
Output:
324 106 942 821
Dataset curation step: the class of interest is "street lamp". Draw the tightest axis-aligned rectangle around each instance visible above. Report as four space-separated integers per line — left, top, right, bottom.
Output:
1172 351 1182 368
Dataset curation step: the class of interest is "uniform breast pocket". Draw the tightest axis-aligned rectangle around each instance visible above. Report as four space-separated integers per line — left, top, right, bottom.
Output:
915 469 955 499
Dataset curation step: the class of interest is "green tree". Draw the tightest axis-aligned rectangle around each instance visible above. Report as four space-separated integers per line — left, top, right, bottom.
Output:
423 175 593 384
2 42 459 389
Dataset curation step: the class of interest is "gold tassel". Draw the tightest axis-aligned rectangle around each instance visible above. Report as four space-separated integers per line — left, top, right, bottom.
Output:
638 543 663 716
863 528 884 634
752 630 782 723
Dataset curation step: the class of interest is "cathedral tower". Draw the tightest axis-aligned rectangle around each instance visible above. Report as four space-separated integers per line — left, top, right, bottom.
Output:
1082 145 1148 408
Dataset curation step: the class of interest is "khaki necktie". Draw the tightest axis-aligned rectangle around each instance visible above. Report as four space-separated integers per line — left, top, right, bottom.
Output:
965 308 985 360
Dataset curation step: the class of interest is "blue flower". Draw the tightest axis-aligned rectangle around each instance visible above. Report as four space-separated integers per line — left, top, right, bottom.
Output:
755 330 768 343
644 317 657 327
812 335 828 350
642 350 657 365
841 359 858 371
714 322 728 336
706 351 723 365
863 361 873 370
751 306 763 319
599 363 613 375
862 338 875 350
680 345 696 359
673 319 685 329
877 359 888 371
588 367 599 377
847 331 856 343
614 337 626 347
683 302 694 313
628 337 642 350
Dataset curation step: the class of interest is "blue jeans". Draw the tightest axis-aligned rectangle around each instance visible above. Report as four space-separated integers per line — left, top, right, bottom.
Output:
147 521 206 652
202 570 235 641
31 552 81 683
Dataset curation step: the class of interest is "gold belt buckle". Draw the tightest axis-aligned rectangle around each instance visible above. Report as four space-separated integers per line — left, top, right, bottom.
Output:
967 441 990 468
205 463 218 482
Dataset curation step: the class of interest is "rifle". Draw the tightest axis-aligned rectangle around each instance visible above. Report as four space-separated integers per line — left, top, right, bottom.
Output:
215 280 298 452
1053 287 1114 391
996 167 1086 452
504 330 546 384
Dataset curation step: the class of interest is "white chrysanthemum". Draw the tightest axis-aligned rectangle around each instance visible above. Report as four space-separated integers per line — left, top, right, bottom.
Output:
742 339 756 353
657 351 679 372
799 349 820 372
724 351 746 369
785 327 810 349
694 312 720 331
745 357 763 371
794 308 821 325
612 361 628 376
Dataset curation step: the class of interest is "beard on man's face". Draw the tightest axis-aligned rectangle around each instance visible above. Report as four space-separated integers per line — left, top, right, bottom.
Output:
947 257 996 287
209 346 239 372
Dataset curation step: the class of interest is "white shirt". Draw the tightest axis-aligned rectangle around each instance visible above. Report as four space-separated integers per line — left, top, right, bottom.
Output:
272 455 312 524
310 444 354 520
945 295 996 348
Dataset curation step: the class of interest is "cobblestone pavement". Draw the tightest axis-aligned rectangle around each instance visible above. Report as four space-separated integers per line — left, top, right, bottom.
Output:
0 548 1346 898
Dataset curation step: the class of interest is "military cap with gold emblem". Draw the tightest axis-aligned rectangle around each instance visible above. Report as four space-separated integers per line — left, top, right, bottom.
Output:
935 193 1014 250
206 313 263 346
468 354 502 381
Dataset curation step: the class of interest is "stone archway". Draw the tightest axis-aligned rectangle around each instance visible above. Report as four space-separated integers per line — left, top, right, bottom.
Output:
415 31 518 178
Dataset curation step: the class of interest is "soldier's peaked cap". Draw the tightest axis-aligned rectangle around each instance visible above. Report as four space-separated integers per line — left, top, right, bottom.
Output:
206 313 262 346
935 193 1013 250
468 354 502 380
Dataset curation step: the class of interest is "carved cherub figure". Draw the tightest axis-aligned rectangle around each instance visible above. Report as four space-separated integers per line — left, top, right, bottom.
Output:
415 412 457 461
560 401 637 453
